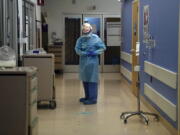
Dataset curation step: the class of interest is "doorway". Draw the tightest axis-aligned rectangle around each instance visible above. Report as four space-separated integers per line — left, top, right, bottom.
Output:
64 14 121 73
131 0 139 96
64 15 82 72
103 16 121 72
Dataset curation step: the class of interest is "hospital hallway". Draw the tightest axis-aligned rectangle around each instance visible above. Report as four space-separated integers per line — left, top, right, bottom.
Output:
38 73 173 135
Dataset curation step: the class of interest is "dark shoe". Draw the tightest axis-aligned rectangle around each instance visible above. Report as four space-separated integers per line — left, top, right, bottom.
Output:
83 100 97 105
79 98 87 102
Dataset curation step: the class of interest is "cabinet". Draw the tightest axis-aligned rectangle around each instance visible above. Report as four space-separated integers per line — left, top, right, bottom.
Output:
22 54 56 109
48 45 63 72
0 67 38 135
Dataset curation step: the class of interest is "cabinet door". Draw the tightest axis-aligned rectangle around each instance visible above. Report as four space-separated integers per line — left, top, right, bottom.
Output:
0 75 28 135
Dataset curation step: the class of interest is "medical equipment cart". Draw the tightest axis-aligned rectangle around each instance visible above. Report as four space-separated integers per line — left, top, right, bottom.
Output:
22 54 56 109
0 67 38 135
120 71 159 124
48 45 63 72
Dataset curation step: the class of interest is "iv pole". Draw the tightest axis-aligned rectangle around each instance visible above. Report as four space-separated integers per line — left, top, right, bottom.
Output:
120 40 159 125
120 0 158 125
120 73 159 125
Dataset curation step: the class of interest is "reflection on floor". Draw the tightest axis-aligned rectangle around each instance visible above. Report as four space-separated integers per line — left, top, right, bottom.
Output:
38 73 173 135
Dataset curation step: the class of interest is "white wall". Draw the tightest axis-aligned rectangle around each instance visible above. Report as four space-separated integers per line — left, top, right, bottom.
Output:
42 0 121 43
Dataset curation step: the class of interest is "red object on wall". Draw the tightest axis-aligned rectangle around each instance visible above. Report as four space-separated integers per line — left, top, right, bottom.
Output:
37 0 44 6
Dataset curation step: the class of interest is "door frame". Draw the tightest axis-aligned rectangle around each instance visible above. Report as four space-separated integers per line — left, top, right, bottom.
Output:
102 14 121 72
63 14 83 72
63 13 121 73
63 13 104 73
131 0 140 96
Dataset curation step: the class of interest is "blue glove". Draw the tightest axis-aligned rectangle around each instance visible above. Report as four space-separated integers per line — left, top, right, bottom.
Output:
87 51 96 56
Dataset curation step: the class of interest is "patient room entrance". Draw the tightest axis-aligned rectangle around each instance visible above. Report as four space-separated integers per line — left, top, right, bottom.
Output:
64 14 121 73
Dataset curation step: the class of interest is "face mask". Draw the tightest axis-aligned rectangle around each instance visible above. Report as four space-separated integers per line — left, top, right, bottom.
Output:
83 29 92 35
82 30 92 38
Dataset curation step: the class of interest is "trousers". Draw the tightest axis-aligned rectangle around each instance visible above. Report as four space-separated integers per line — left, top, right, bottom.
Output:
83 82 98 101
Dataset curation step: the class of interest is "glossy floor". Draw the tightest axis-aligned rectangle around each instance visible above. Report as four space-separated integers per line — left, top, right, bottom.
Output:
38 73 173 135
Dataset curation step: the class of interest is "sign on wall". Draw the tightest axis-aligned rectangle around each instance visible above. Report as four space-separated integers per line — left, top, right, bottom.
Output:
143 5 149 43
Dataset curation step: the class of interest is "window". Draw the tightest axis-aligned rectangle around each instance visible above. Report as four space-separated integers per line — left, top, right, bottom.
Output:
0 0 18 50
22 0 36 50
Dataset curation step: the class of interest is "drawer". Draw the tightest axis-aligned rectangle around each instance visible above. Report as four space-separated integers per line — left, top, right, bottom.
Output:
31 77 38 90
55 64 63 70
31 73 37 79
48 47 62 52
29 103 38 127
49 51 62 54
55 55 62 59
48 46 62 49
54 53 62 56
55 58 62 63
30 90 37 105
30 118 39 135
55 62 62 65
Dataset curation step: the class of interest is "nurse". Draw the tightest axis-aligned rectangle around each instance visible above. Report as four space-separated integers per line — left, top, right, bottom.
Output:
75 23 106 105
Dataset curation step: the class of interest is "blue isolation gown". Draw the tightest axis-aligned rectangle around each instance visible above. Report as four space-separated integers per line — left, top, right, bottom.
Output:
75 33 106 83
